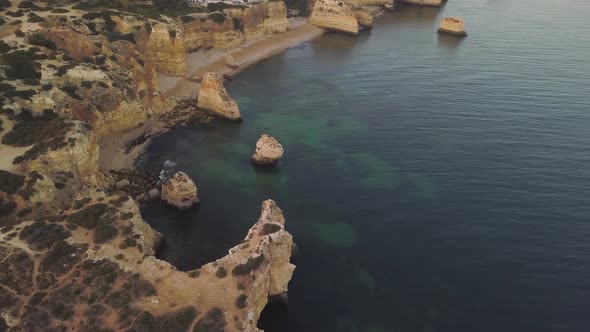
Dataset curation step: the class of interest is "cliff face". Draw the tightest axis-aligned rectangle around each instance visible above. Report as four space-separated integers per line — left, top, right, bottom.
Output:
351 5 374 29
136 22 188 76
197 72 241 121
438 17 467 36
240 1 289 38
309 0 360 35
182 17 245 51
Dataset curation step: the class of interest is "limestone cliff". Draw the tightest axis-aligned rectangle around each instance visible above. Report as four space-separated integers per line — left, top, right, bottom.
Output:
182 16 245 51
240 1 290 38
309 0 360 35
136 21 188 76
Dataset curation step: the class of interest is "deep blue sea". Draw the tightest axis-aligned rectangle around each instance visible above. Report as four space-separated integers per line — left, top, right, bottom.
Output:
140 0 590 330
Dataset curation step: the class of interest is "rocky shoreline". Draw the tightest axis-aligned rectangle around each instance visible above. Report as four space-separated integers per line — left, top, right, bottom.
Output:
0 0 449 330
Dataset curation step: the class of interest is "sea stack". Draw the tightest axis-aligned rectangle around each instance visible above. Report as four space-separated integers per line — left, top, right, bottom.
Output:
161 171 199 209
197 72 241 121
438 17 467 36
252 134 284 166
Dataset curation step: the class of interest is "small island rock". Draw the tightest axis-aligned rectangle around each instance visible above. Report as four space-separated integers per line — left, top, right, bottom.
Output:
197 72 241 121
161 171 199 209
438 17 467 36
252 134 284 166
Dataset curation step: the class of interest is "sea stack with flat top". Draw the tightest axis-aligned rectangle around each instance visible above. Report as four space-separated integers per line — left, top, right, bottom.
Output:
252 134 284 166
438 17 467 36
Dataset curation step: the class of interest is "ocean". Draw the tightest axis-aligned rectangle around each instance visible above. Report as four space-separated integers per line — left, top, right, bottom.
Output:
140 0 590 330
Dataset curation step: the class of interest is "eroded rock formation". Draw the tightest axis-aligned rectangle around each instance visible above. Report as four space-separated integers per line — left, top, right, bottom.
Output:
309 0 360 35
0 184 295 331
252 134 285 166
161 171 199 209
136 21 188 76
438 17 467 36
197 72 241 121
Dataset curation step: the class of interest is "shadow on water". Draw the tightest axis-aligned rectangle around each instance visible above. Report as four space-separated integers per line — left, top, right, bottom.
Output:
437 33 466 49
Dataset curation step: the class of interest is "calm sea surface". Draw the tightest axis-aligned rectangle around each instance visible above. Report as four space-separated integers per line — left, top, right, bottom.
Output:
140 0 590 330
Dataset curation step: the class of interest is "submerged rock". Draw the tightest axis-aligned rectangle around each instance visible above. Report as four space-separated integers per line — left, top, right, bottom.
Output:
438 17 468 36
252 134 284 166
161 171 199 209
197 72 241 121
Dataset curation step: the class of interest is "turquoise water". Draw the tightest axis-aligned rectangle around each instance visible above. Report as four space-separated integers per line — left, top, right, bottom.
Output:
140 1 590 331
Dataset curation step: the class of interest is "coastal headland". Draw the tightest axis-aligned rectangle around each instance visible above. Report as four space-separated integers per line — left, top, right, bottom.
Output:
0 0 445 330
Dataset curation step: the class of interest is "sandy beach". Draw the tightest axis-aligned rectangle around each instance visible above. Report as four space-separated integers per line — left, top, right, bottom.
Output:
161 21 325 97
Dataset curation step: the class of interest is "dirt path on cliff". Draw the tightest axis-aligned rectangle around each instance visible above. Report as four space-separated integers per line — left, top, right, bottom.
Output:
161 22 325 98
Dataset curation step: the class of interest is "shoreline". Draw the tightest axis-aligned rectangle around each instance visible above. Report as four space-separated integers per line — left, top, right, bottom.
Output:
99 21 325 170
161 21 325 98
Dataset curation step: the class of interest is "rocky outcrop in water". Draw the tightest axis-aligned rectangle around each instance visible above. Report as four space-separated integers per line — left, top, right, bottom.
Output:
240 1 290 38
309 0 360 34
252 134 285 166
197 72 241 121
161 171 199 209
438 17 467 36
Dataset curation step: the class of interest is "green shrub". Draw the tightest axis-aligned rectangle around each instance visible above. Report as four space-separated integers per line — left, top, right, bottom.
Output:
27 13 45 23
28 32 57 50
51 8 70 13
208 12 225 24
207 2 245 12
0 50 42 79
